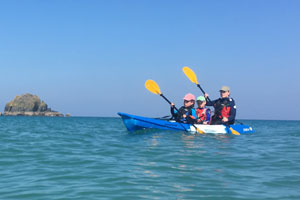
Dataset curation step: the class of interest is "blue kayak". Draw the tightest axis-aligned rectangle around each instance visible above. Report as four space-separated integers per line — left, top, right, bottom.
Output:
118 112 255 134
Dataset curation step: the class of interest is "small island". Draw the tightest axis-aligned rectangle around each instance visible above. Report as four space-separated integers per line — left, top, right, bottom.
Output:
4 93 64 117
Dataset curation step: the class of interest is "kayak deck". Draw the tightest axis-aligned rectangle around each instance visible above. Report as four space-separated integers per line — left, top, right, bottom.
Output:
118 112 255 134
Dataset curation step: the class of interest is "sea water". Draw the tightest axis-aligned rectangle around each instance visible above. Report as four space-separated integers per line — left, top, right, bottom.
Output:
0 116 299 200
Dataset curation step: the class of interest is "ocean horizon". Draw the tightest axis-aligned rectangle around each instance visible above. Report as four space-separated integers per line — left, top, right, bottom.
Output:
1 114 299 122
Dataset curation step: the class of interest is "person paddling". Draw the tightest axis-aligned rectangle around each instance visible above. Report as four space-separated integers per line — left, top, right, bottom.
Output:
205 86 236 125
196 96 211 124
170 93 197 124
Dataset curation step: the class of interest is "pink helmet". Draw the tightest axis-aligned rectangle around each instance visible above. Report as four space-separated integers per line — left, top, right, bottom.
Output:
183 93 195 101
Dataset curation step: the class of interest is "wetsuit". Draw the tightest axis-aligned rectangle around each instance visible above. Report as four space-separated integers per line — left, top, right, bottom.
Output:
206 97 236 125
171 106 197 124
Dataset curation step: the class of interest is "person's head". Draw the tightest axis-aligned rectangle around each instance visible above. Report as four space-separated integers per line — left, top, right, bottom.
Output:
183 93 195 108
219 86 230 98
196 96 206 108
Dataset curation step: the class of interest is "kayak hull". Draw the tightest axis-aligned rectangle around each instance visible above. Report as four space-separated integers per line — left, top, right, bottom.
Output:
118 112 255 134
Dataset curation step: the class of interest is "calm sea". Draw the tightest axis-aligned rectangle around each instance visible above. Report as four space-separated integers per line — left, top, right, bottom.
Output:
0 116 299 200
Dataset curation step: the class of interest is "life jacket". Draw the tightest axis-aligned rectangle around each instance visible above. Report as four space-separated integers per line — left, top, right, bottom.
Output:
176 106 196 123
196 108 207 121
196 107 211 124
214 98 231 119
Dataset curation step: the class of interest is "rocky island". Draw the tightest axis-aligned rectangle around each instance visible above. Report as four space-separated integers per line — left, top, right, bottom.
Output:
4 93 64 117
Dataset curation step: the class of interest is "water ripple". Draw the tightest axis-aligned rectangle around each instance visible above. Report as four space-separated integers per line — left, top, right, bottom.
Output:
0 117 300 199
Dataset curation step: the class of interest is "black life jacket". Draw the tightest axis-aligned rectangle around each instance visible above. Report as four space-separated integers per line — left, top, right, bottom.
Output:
213 98 231 119
176 106 196 123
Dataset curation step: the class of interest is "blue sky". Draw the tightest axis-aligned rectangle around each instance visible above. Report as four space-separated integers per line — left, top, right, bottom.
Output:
0 0 299 120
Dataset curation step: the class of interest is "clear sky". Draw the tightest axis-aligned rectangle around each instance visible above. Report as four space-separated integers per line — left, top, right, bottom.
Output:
1 0 299 120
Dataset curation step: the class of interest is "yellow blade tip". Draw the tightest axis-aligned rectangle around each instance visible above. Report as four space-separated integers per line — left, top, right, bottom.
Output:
197 128 205 134
230 127 240 135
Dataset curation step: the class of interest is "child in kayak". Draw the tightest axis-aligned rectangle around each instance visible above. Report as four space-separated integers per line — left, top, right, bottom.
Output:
170 93 197 124
196 96 211 124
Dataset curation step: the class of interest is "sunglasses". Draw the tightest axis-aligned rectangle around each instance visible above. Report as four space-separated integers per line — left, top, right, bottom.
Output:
184 100 194 103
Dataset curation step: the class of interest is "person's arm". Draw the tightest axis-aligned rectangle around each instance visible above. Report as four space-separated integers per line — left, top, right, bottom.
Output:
205 109 211 123
187 108 197 124
205 99 215 107
170 103 177 118
191 108 197 119
228 99 236 122
204 94 214 106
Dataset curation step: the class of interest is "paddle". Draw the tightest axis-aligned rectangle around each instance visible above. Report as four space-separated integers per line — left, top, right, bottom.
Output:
183 66 212 102
145 79 205 134
182 67 240 135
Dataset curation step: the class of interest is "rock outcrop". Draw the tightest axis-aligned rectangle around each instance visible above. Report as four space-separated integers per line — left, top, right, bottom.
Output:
4 93 64 117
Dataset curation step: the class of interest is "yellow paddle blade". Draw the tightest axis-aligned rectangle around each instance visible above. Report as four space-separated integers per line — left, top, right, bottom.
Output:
230 127 240 135
191 125 205 134
183 66 199 85
145 80 162 95
196 128 205 134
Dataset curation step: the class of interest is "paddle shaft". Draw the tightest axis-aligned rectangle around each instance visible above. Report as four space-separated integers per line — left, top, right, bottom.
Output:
160 94 179 112
197 84 212 103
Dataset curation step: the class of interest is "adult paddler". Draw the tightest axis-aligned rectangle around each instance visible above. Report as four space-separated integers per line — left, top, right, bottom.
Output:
205 86 236 125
